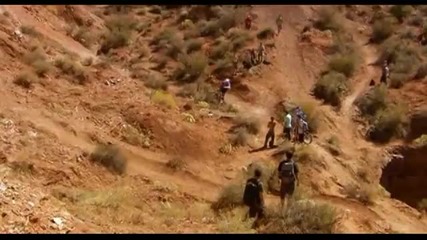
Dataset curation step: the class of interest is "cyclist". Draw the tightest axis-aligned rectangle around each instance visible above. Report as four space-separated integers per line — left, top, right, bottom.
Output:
219 78 231 103
245 14 253 30
276 14 283 35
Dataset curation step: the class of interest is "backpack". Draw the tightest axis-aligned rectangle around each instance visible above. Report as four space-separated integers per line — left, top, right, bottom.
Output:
243 178 260 206
280 160 295 182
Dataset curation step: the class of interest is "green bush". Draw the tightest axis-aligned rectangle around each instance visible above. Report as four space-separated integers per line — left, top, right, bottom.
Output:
314 7 341 32
369 104 407 143
262 199 336 233
356 84 388 117
371 19 394 43
328 54 357 77
90 144 127 175
313 71 348 107
186 39 204 54
175 52 208 83
389 5 413 22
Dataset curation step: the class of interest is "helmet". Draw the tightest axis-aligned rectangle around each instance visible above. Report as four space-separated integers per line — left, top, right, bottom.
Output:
225 78 230 82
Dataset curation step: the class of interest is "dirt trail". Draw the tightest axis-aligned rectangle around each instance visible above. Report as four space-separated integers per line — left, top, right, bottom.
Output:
4 5 96 60
9 105 220 201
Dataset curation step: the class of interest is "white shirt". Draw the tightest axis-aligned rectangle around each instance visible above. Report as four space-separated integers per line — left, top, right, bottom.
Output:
284 113 292 128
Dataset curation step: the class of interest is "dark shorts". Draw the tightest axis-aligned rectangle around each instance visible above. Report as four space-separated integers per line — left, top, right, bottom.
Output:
283 127 292 140
248 204 264 219
220 87 228 95
280 179 295 199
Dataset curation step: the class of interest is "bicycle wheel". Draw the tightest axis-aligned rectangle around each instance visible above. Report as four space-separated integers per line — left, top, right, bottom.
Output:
304 133 313 144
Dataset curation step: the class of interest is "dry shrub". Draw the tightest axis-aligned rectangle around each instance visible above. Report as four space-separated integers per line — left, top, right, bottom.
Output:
210 40 231 60
174 52 208 83
389 73 409 89
294 145 318 163
151 28 184 60
417 199 427 212
212 57 234 76
90 144 127 175
313 71 348 107
166 158 187 171
408 14 424 27
369 104 407 143
23 48 51 77
186 38 204 54
414 63 427 79
216 208 255 233
211 183 244 213
356 84 388 117
100 15 137 53
344 183 378 205
81 57 94 67
151 90 176 109
14 72 37 89
328 54 357 77
199 7 243 38
414 134 427 147
371 19 394 43
325 135 341 156
72 26 96 48
120 124 150 148
229 127 249 147
314 7 342 32
54 57 88 85
257 27 275 40
227 28 252 51
143 74 168 91
389 5 413 22
20 25 39 36
234 114 261 135
262 199 336 233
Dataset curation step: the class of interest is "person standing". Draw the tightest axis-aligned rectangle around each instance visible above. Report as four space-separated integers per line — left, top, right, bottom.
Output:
263 117 276 148
283 110 292 141
243 169 265 220
278 151 299 209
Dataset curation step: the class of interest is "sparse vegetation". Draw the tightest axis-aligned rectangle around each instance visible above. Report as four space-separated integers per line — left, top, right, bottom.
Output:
313 71 348 107
166 158 187 171
371 19 394 43
234 114 261 135
90 144 127 175
417 199 427 212
151 90 177 109
211 183 244 213
389 5 413 22
344 183 378 206
328 54 357 77
54 57 88 84
143 74 168 91
229 127 250 147
314 7 342 32
356 84 388 117
257 27 275 40
368 104 407 143
186 38 204 54
100 14 137 53
20 25 39 36
14 72 37 89
262 199 336 233
326 135 341 156
413 134 427 147
174 52 208 83
414 63 427 79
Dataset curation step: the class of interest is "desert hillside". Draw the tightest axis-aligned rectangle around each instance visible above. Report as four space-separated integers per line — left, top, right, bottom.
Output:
0 5 426 233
